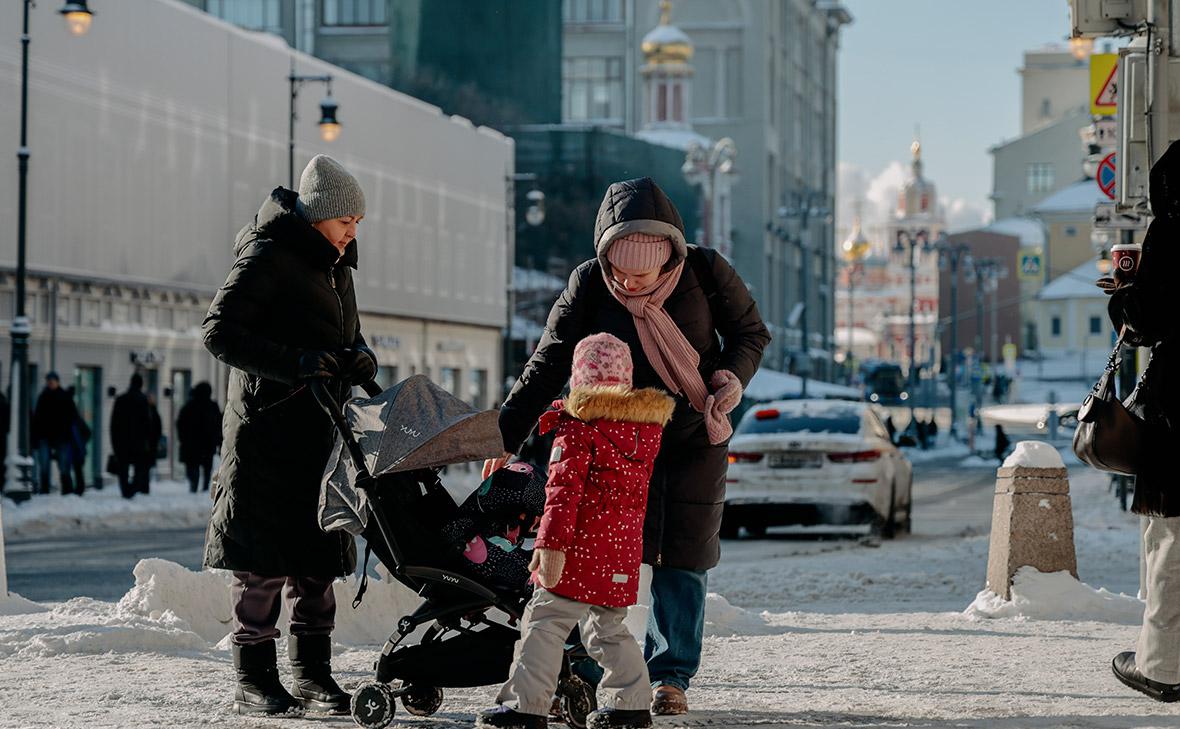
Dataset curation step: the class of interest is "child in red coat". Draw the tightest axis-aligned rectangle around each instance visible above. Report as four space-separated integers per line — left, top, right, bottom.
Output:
477 333 675 729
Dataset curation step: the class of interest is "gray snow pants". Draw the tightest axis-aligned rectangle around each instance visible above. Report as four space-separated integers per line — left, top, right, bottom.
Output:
1138 516 1180 683
230 571 336 646
498 588 651 716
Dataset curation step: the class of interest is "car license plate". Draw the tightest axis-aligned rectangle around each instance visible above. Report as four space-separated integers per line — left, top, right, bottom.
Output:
767 452 822 469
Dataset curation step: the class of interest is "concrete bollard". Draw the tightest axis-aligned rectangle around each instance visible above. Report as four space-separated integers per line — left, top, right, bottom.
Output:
985 448 1078 600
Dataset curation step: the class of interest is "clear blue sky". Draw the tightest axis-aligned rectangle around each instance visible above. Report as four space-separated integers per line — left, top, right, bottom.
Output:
838 0 1077 219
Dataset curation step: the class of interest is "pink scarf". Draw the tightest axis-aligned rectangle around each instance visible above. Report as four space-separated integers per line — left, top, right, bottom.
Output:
603 262 733 444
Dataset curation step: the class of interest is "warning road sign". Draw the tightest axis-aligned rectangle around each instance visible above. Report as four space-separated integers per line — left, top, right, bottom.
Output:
1097 152 1117 200
1091 53 1118 116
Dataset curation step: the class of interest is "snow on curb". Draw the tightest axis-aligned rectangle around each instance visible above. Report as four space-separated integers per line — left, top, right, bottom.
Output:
963 566 1142 624
1003 441 1065 469
1 479 212 540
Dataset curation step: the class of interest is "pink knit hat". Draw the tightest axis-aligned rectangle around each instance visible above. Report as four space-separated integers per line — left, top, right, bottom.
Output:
570 333 633 390
606 232 672 272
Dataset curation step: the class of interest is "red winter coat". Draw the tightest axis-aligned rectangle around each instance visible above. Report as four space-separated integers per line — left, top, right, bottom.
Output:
534 385 675 608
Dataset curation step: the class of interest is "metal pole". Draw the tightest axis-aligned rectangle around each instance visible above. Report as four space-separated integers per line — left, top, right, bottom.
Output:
974 270 985 422
990 281 999 370
800 220 809 399
949 255 960 438
847 264 855 384
9 0 34 495
288 57 296 190
908 240 917 423
49 280 57 373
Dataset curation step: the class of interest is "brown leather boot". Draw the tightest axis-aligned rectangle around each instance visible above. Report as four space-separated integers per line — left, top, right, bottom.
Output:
651 685 687 716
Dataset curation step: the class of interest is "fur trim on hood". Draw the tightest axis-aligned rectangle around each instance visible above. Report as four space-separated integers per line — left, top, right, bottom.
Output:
564 385 675 426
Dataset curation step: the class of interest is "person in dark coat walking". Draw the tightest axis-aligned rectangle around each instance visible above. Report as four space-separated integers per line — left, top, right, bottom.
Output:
1107 140 1180 702
177 382 222 493
203 155 376 717
110 374 156 499
66 386 91 495
485 177 770 716
32 372 79 494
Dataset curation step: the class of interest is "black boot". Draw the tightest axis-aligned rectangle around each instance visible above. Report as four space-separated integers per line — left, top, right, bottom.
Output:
1112 651 1180 702
289 634 351 714
476 705 548 729
233 641 304 716
586 708 653 729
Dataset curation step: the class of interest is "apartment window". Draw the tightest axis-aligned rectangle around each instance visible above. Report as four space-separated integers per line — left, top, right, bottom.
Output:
563 57 624 123
1065 226 1078 237
206 0 283 33
725 47 743 117
1040 98 1052 119
322 0 387 27
1027 162 1055 194
1090 316 1103 335
1051 316 1062 337
563 0 624 24
439 367 461 397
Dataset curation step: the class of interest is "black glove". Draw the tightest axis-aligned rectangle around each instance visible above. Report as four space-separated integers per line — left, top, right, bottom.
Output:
339 345 378 386
296 349 341 381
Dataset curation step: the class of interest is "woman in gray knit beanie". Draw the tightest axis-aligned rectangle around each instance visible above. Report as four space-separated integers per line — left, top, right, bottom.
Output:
201 153 376 717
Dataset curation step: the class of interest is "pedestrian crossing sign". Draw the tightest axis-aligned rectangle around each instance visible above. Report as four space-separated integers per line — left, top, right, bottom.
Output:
1091 54 1118 116
1020 253 1042 279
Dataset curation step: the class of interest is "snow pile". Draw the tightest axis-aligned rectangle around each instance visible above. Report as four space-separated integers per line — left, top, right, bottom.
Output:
1 478 212 540
964 566 1142 624
901 441 971 464
115 558 423 647
703 593 774 636
0 592 47 616
0 597 208 658
1003 440 1065 469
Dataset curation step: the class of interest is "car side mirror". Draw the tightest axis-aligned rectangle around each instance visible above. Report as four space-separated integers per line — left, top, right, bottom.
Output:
896 434 918 448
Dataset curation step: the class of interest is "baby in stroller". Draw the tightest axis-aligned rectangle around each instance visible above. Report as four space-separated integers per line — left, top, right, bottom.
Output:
440 463 547 595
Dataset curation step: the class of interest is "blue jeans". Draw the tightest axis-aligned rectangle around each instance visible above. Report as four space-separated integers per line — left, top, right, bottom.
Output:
644 566 707 691
36 441 73 494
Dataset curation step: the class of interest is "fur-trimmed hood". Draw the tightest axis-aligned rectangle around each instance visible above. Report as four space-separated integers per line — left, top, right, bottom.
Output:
563 385 675 426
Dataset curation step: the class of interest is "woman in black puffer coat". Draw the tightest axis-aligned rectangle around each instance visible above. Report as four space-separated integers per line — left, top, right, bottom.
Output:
1107 141 1180 702
486 177 770 716
203 155 377 717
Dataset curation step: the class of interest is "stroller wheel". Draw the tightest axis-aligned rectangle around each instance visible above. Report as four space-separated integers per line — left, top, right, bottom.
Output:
350 681 396 729
558 675 597 729
400 684 444 716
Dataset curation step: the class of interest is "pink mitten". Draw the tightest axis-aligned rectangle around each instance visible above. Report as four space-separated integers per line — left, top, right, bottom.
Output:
710 369 743 415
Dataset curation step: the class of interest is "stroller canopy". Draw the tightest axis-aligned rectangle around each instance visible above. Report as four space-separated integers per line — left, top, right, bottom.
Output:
319 374 505 535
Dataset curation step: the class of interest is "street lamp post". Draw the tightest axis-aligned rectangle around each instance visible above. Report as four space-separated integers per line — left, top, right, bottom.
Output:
682 138 737 257
502 173 544 401
777 193 832 397
894 228 931 425
288 57 340 189
841 213 871 384
7 1 95 500
935 235 971 439
968 257 1001 424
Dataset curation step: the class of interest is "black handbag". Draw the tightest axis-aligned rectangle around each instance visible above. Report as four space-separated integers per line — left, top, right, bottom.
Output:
1073 336 1144 475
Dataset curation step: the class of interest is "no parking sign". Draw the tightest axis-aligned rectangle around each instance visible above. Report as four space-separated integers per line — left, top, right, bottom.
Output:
1097 152 1117 200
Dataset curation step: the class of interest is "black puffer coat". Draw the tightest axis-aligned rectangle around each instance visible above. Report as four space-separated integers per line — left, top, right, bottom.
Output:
1109 141 1180 517
202 188 361 577
499 178 770 571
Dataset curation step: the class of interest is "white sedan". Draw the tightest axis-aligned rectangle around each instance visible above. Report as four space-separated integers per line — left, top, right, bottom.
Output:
723 399 914 538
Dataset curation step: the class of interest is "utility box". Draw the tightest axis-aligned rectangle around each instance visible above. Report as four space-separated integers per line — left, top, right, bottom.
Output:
1069 0 1150 37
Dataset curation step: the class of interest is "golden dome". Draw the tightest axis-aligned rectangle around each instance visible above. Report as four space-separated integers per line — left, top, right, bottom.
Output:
642 0 694 65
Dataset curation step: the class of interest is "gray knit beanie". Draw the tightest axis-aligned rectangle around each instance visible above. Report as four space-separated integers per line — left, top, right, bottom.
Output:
295 154 366 223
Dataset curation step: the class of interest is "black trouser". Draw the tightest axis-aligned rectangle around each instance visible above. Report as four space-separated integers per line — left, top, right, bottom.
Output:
117 457 153 498
230 572 337 646
185 457 214 493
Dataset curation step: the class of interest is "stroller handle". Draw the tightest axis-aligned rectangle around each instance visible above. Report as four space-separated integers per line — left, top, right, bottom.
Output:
309 378 380 484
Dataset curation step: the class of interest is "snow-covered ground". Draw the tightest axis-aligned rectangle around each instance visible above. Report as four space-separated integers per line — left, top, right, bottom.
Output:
0 459 1168 728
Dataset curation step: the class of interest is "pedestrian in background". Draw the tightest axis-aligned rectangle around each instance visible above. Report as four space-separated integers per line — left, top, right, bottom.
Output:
66 387 91 495
203 154 376 716
177 382 222 493
31 372 78 494
487 177 770 716
110 373 155 499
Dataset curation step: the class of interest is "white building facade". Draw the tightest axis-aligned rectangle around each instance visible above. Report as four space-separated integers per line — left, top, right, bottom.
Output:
0 0 512 485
